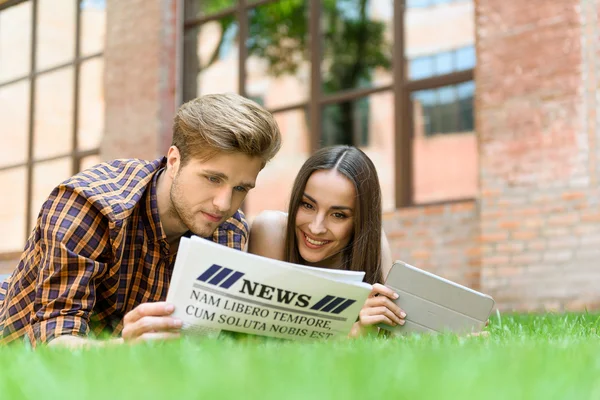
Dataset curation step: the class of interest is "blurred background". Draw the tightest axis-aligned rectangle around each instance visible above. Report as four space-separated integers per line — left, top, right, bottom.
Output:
0 0 598 312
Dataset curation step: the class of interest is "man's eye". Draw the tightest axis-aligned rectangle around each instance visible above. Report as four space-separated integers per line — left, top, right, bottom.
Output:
207 176 220 184
234 186 248 193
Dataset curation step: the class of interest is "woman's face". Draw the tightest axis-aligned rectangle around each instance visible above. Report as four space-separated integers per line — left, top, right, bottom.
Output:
294 169 356 267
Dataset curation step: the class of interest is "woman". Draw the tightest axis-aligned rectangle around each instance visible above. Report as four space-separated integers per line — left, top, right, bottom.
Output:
249 145 406 337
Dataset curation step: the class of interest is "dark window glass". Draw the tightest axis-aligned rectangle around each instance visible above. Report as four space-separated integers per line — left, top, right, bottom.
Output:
321 0 393 94
246 1 309 109
322 96 374 147
411 81 474 136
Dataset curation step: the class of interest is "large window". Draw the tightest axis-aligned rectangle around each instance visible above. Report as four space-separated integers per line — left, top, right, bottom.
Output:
182 0 476 216
0 0 106 253
405 0 477 204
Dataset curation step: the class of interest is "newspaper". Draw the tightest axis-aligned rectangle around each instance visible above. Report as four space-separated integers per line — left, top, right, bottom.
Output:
165 236 372 341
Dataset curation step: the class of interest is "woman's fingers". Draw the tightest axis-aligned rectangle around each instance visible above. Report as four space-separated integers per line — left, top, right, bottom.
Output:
360 306 405 326
370 283 398 299
359 314 396 327
364 295 406 319
358 284 408 329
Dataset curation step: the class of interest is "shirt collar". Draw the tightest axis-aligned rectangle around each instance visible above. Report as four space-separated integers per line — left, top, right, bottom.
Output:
144 157 168 244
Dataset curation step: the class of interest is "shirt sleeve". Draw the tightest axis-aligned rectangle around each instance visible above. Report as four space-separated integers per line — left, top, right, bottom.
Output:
0 278 9 303
27 185 110 345
211 209 249 251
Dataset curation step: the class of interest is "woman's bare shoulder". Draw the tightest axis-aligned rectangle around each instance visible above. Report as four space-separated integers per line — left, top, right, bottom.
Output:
248 210 288 260
255 210 288 226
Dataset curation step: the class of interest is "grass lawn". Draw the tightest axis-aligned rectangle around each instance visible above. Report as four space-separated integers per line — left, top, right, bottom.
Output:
0 312 598 399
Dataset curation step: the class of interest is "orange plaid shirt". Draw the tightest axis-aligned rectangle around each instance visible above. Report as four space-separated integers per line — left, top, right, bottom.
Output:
0 158 248 346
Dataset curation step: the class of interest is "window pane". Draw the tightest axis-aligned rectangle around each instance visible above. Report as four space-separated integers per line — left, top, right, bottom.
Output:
37 0 76 71
243 108 311 218
80 0 106 56
322 98 369 147
456 45 475 70
407 0 430 7
409 45 475 79
437 85 458 133
411 89 436 135
408 56 433 80
0 1 32 83
34 67 74 159
184 0 236 20
246 1 309 110
182 19 239 102
321 0 393 94
31 157 72 230
80 154 101 171
405 0 474 78
321 91 395 211
411 82 477 204
435 51 453 75
0 167 27 252
411 83 471 137
0 81 29 167
457 80 475 131
78 58 104 151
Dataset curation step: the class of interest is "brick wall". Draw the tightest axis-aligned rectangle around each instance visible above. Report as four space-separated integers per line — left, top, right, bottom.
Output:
102 0 178 161
477 0 600 311
383 201 481 290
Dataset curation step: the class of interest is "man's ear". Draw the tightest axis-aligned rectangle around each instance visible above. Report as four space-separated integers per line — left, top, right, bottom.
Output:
166 146 181 178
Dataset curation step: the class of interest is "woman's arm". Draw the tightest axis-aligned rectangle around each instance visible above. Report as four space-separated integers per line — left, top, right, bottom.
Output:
348 230 403 338
381 229 393 281
248 210 288 261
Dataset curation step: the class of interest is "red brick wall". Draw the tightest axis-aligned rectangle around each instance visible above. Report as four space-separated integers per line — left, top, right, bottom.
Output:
383 201 481 290
477 0 600 311
102 0 178 161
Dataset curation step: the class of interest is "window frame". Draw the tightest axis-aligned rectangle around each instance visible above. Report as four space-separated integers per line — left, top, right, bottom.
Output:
0 0 103 252
181 0 476 209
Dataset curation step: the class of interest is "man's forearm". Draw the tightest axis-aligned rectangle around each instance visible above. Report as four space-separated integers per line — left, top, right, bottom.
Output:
48 335 124 348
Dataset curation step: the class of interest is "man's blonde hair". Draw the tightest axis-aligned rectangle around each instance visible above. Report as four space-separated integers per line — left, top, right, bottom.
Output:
172 93 282 166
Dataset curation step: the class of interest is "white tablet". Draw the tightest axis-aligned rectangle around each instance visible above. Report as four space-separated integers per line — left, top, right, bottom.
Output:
379 261 495 335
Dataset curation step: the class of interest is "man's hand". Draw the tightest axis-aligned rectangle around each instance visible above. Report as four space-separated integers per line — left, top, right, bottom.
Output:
349 284 406 338
122 302 183 342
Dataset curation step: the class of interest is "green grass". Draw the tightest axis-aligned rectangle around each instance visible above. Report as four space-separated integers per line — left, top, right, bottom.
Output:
1 313 599 399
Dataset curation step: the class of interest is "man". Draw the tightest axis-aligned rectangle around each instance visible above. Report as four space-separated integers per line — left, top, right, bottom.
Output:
0 93 281 347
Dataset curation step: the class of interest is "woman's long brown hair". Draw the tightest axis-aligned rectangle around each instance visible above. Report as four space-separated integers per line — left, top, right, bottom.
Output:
284 145 383 284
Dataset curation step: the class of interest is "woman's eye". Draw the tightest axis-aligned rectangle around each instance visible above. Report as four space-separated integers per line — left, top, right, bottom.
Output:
301 201 314 210
332 212 346 219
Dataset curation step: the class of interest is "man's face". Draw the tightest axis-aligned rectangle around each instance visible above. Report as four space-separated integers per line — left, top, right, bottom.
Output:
168 151 262 237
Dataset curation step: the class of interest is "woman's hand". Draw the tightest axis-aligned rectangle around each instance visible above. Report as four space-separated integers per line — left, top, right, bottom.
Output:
349 284 406 338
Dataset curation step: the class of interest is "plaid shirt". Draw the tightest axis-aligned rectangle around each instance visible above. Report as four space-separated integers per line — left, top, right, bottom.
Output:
0 158 248 346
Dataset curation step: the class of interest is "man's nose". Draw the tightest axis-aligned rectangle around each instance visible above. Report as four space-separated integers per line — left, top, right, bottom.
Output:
213 188 232 212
